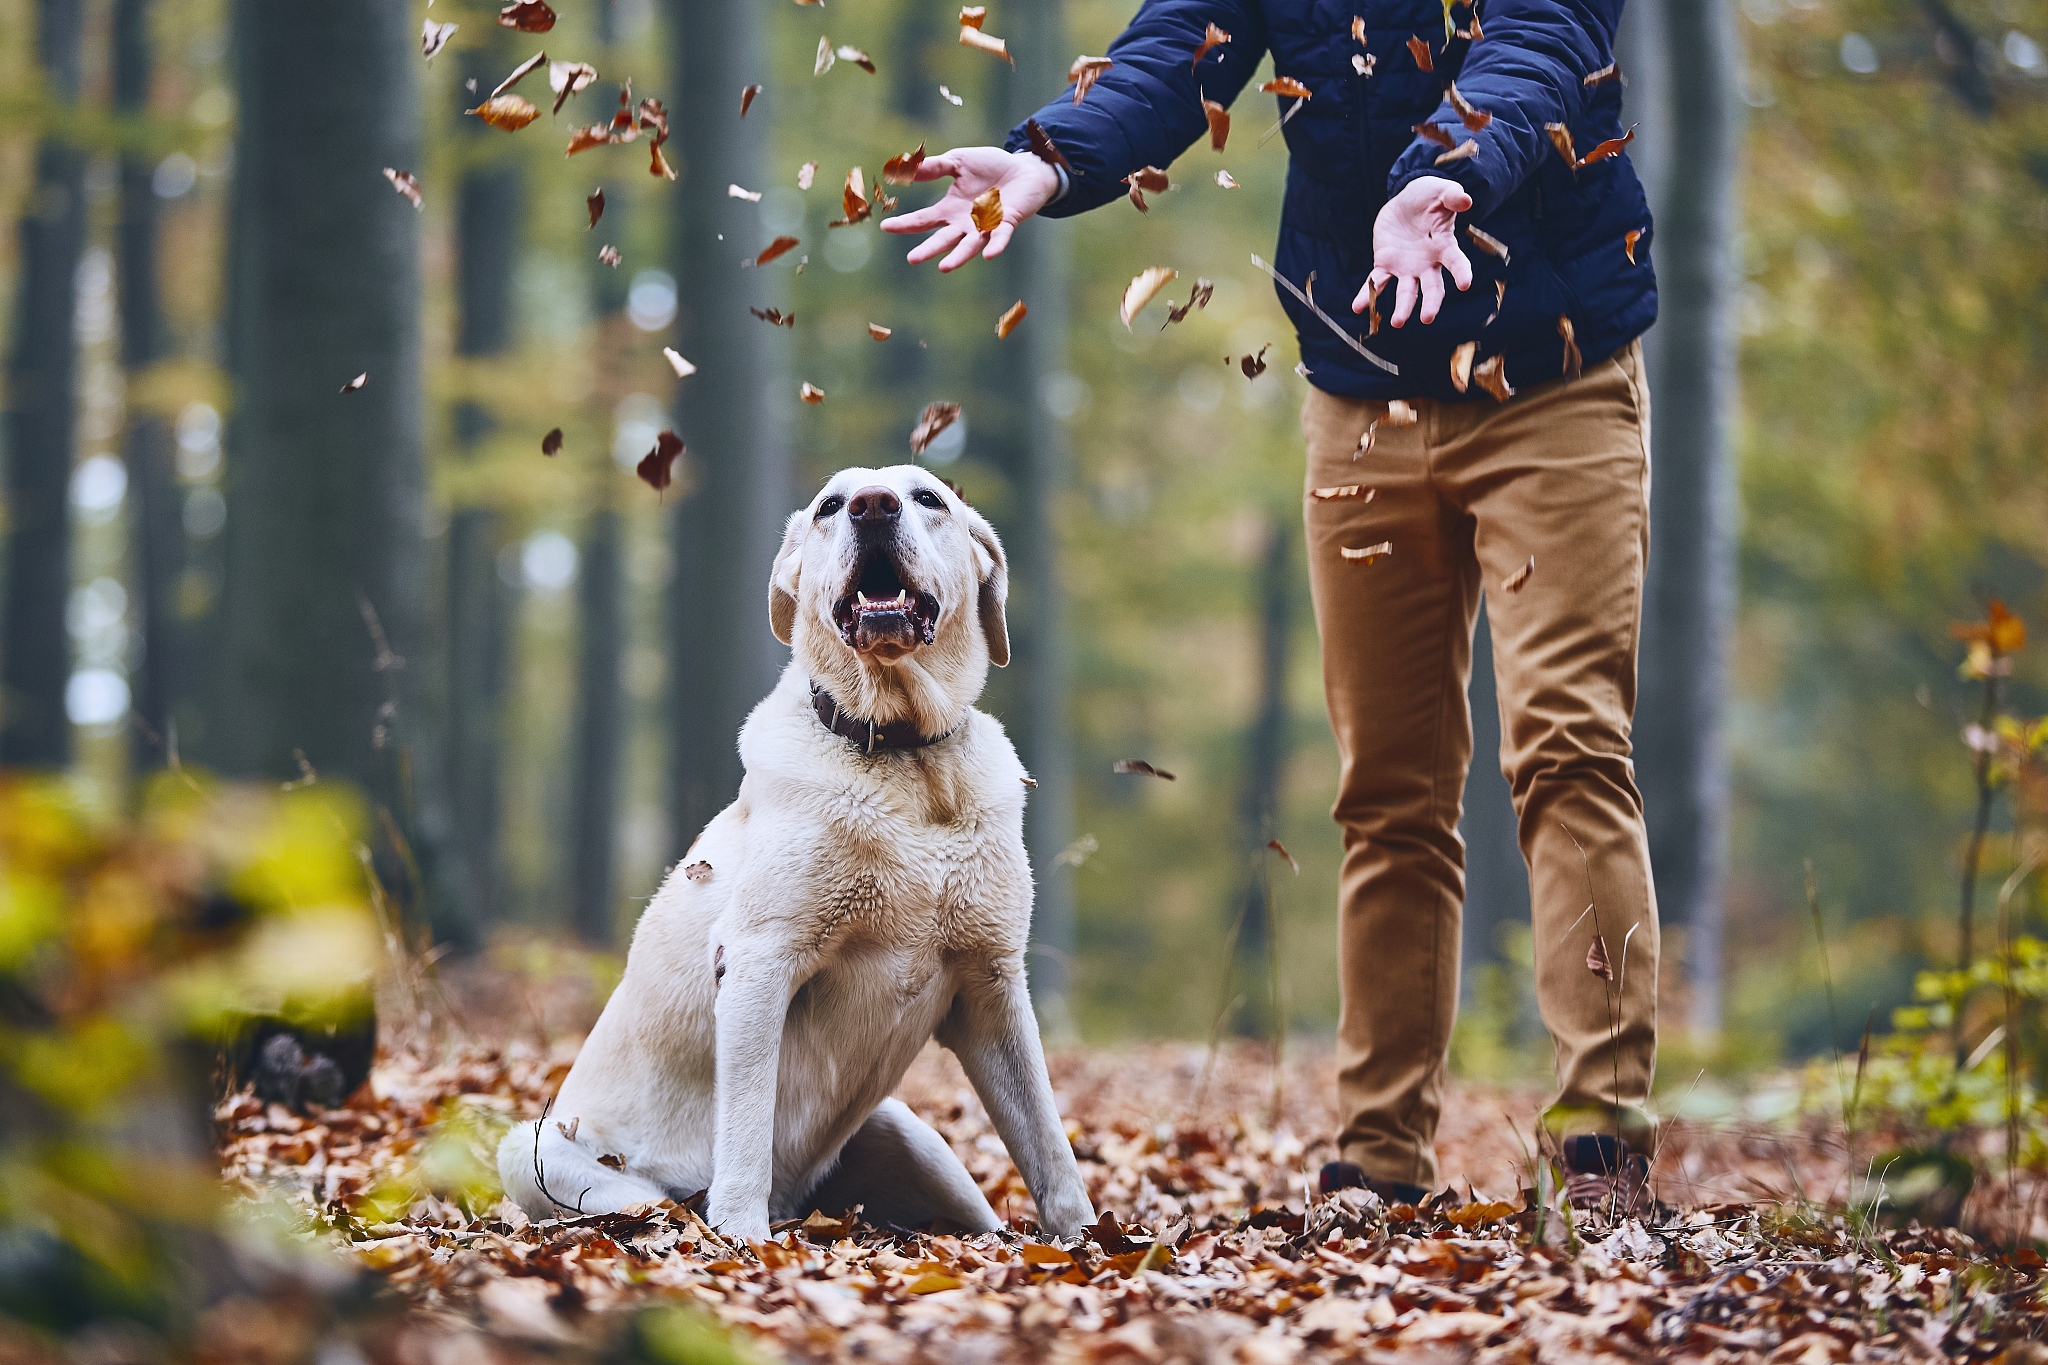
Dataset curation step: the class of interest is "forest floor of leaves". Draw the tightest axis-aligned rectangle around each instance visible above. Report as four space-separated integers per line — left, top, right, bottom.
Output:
213 980 2048 1365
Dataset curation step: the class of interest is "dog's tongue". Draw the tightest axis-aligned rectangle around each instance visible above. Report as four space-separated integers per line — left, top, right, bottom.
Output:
854 596 918 652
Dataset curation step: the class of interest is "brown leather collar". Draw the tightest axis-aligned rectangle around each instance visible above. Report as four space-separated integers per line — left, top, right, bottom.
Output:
811 683 957 754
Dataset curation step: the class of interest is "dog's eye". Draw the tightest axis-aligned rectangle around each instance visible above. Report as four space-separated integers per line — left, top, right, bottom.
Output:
911 489 946 510
815 495 845 519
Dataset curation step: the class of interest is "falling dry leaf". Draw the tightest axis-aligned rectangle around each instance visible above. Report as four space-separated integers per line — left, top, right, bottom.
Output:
835 45 876 73
753 235 801 267
663 348 697 378
637 430 684 492
1239 344 1271 378
996 300 1027 338
1022 121 1071 177
1353 53 1377 75
1113 759 1176 781
800 382 826 404
1267 839 1300 874
1466 224 1510 262
959 26 1012 63
1123 166 1169 212
939 84 963 105
494 50 549 99
1435 138 1478 165
740 83 762 117
1473 352 1514 402
683 861 713 882
1311 485 1375 501
1577 126 1636 167
498 0 556 33
1407 34 1434 71
1216 168 1239 188
1557 315 1581 379
1623 227 1643 263
1450 340 1476 393
1583 61 1621 86
1191 22 1232 69
468 94 540 131
909 401 961 454
970 185 1003 233
382 168 422 208
1464 14 1486 40
422 19 458 60
341 372 367 393
728 183 761 201
1587 931 1614 980
750 307 796 327
1120 266 1176 329
868 322 892 340
1447 81 1492 130
1412 120 1456 150
959 5 987 27
1546 122 1634 171
797 161 817 190
549 61 598 113
1351 15 1367 42
586 188 604 228
1071 55 1113 102
882 143 927 183
1261 76 1312 99
1365 282 1382 334
1203 98 1230 150
1503 556 1535 592
1163 278 1213 325
1543 122 1578 168
565 123 612 156
814 36 837 75
598 244 621 267
541 427 564 456
828 167 872 226
1340 541 1393 563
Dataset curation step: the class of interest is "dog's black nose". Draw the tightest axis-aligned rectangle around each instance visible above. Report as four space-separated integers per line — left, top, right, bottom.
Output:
846 486 901 524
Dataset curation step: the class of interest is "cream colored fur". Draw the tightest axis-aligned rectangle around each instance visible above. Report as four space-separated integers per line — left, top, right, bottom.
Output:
498 466 1094 1243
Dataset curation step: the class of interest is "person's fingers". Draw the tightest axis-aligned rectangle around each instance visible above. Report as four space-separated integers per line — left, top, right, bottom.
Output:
1391 274 1418 328
938 228 987 272
1418 269 1445 325
879 203 953 234
906 224 966 265
1437 184 1474 214
913 153 965 181
1354 269 1391 315
1444 242 1474 292
983 220 1016 259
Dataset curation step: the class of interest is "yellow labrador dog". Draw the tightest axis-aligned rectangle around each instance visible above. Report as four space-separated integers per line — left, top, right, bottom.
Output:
500 466 1095 1242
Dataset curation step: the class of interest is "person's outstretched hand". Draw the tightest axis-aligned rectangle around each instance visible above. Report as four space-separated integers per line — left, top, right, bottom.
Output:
1355 175 1475 327
879 146 1060 272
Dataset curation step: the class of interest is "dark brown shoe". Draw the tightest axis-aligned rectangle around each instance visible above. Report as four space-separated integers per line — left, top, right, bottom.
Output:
1318 1161 1427 1206
1561 1135 1650 1216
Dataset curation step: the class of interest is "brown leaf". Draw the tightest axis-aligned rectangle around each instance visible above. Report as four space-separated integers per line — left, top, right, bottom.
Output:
1543 121 1578 168
753 235 801 267
1448 82 1492 131
1576 125 1635 168
541 427 564 456
1261 76 1312 99
1435 138 1479 165
814 35 836 75
1365 282 1383 335
1503 556 1534 592
498 0 556 33
1164 278 1213 325
1583 61 1621 86
868 322 892 340
1353 52 1377 75
489 51 547 99
649 141 675 180
959 5 987 28
1120 267 1176 329
1586 931 1613 980
749 307 796 327
907 1273 963 1294
798 161 817 190
1351 15 1367 43
586 187 604 228
1239 343 1271 378
1071 55 1113 103
549 61 598 113
1407 34 1434 71
1267 839 1300 874
996 300 1028 338
1310 484 1375 501
598 244 621 267
468 94 540 131
1623 227 1643 264
1192 21 1232 69
382 168 422 208
1466 224 1510 262
1026 119 1071 172
835 45 877 74
566 123 612 156
1473 352 1515 402
909 401 961 454
663 348 697 378
959 26 1013 64
1557 314 1581 379
1216 168 1239 188
1123 165 1168 212
1412 120 1456 150
683 861 713 882
1464 14 1485 40
970 185 1003 233
800 382 826 404
637 430 684 492
1203 98 1231 150
882 143 927 183
340 372 367 393
1450 340 1476 393
740 83 762 117
597 1152 625 1169
1486 278 1506 324
1113 759 1176 781
1340 541 1393 564
830 168 871 227
1384 399 1418 426
422 19 458 61
1020 1243 1073 1265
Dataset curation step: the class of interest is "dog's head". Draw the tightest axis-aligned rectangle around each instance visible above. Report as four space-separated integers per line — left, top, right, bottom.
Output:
770 466 1008 735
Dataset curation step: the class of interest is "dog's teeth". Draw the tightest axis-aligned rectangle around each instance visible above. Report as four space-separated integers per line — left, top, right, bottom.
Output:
857 592 870 606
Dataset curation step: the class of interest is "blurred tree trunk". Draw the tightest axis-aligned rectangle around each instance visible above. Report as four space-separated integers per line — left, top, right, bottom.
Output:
1230 518 1293 1038
570 504 623 944
217 0 430 888
1458 602 1529 985
1 0 85 769
115 0 184 777
441 38 526 947
667 0 789 855
997 0 1079 1035
1629 0 1740 1034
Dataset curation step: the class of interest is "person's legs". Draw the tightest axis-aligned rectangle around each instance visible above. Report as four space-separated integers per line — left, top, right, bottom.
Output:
1433 342 1660 1154
1302 387 1479 1192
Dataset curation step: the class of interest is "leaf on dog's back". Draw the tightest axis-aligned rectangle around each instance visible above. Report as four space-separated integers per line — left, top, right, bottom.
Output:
597 1152 625 1169
1113 759 1176 781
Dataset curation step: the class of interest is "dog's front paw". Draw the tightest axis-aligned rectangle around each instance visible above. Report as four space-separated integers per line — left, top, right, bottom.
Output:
1037 1190 1097 1242
706 1190 772 1244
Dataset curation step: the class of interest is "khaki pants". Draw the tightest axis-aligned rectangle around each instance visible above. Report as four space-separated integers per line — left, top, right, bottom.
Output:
1302 341 1659 1190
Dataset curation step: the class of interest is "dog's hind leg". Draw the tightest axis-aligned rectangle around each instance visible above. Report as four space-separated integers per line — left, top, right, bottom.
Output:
497 1120 669 1220
803 1098 1000 1233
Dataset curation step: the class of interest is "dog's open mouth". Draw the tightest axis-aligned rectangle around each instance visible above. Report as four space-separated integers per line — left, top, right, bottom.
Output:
832 550 940 655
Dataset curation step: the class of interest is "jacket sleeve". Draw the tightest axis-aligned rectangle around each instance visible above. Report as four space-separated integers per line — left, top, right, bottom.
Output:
1003 0 1268 218
1387 0 1623 220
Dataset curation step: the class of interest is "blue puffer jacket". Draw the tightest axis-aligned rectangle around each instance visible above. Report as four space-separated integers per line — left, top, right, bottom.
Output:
1005 0 1655 402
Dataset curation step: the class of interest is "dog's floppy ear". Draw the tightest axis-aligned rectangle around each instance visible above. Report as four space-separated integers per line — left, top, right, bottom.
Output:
768 509 807 645
965 508 1009 668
